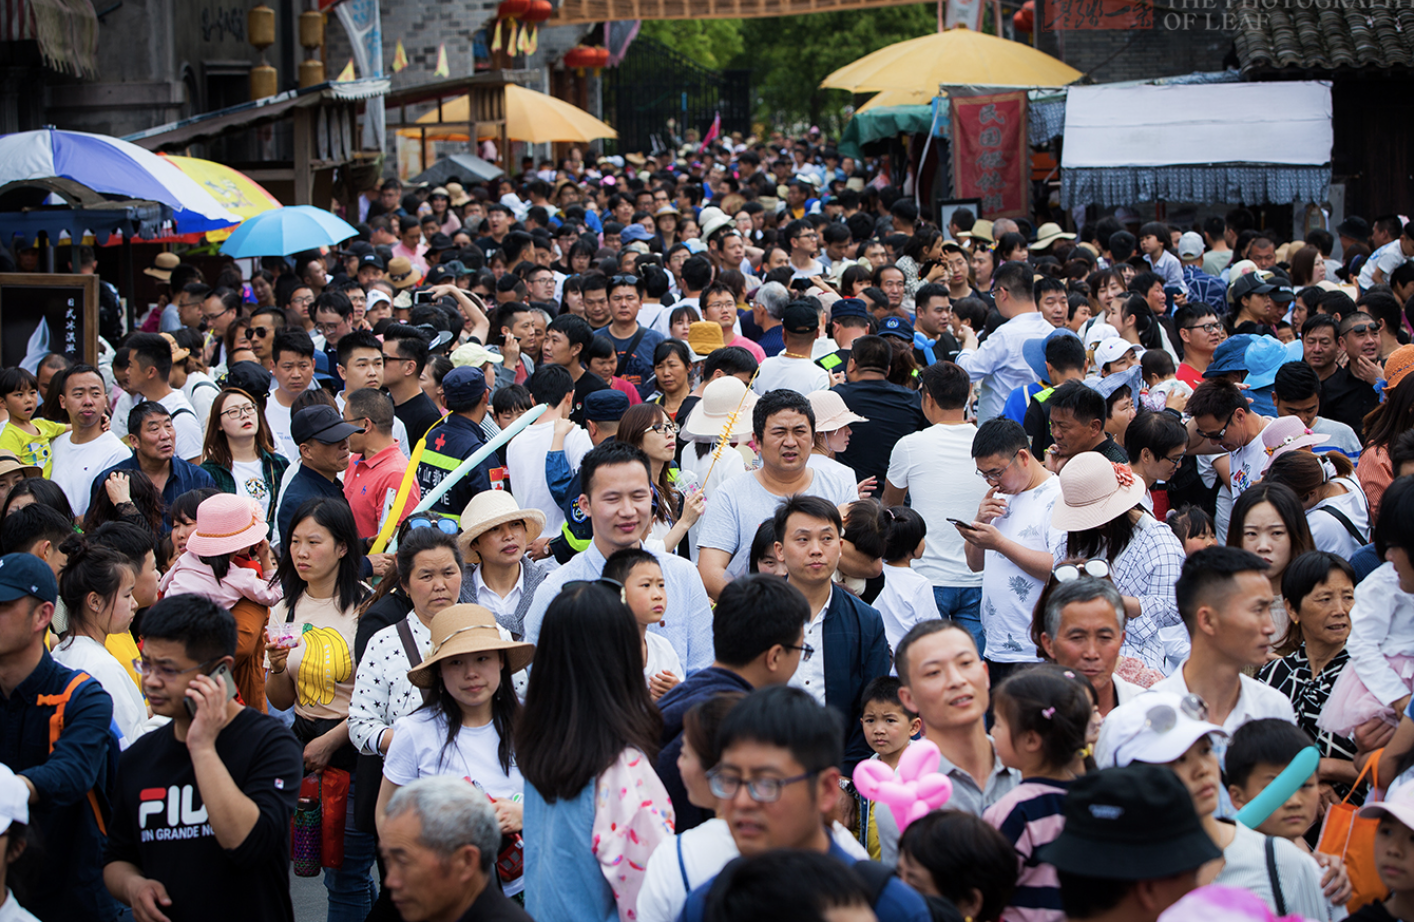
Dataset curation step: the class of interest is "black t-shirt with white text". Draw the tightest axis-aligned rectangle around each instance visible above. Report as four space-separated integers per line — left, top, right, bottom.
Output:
105 708 303 922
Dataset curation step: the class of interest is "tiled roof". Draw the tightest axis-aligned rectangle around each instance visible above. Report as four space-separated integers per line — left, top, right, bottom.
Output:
1234 5 1414 74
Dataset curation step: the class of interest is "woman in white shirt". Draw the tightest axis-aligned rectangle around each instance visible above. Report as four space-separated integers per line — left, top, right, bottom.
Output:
52 536 145 748
806 389 869 498
1263 450 1370 559
375 603 533 897
454 491 548 641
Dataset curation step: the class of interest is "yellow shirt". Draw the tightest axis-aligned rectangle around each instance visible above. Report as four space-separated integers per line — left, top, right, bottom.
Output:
104 630 144 690
0 418 68 477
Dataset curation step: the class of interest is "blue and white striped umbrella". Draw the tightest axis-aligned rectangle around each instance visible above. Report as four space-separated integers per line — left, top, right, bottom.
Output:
0 128 239 233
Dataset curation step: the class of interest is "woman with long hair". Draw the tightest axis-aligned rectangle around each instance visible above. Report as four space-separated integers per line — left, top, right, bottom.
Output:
896 227 947 309
517 582 671 922
83 471 163 536
265 498 374 922
1226 482 1315 644
618 403 703 554
200 387 289 526
1358 352 1414 520
2 476 74 522
1289 244 1326 288
1263 450 1369 557
1087 268 1126 323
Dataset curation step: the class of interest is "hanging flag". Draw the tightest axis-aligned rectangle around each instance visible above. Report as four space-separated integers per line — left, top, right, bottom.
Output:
526 25 538 55
698 112 721 152
434 43 450 76
336 58 356 81
508 20 519 53
490 21 502 52
950 88 1029 219
392 39 408 72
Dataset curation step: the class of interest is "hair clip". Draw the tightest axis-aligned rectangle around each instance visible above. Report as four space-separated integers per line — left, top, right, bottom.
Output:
1041 707 1056 719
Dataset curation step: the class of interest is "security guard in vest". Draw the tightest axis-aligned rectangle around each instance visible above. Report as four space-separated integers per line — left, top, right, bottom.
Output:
414 366 505 523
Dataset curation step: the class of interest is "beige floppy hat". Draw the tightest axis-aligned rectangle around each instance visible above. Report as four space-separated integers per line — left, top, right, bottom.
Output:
458 490 545 564
1051 453 1148 533
407 604 535 687
681 375 758 441
806 389 867 433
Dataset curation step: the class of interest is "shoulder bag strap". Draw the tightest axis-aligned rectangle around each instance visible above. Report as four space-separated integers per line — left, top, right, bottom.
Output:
1315 505 1367 544
676 833 689 892
616 327 648 377
395 617 431 704
1265 836 1287 917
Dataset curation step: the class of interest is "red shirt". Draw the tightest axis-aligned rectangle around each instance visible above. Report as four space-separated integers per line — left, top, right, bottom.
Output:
1177 362 1205 388
344 443 420 536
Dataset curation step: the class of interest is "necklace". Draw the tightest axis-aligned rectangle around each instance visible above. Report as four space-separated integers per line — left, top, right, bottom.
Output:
782 351 811 359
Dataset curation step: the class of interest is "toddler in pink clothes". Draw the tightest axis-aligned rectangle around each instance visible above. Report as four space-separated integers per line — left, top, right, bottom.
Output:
158 494 283 608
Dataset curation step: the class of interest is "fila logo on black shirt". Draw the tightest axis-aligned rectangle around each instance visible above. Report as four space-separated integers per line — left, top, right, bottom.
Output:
139 785 211 841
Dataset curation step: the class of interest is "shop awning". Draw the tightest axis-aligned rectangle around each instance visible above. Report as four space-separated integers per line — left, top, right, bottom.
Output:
838 105 937 160
1059 81 1333 209
1 0 98 77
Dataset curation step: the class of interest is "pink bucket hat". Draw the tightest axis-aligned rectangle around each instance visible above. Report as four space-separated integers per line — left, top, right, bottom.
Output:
186 494 268 557
1260 415 1327 462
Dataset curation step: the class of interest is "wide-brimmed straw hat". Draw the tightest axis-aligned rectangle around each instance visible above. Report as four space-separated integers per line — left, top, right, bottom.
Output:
1030 222 1076 249
681 375 758 441
457 491 545 564
445 182 471 207
186 494 268 557
1385 344 1414 393
806 389 867 433
686 321 725 361
387 256 421 289
959 219 994 245
1051 453 1148 532
143 252 180 281
1261 415 1328 461
407 604 535 687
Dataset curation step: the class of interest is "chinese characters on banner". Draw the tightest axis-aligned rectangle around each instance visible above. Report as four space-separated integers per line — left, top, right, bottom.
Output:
949 90 1029 220
64 297 77 356
1042 0 1150 30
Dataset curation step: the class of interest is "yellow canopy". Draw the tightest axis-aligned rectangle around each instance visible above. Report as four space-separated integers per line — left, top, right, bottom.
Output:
857 88 937 112
398 83 617 144
822 27 1082 94
157 154 281 242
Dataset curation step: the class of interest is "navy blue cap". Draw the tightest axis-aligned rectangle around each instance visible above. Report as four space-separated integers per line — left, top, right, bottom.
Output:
0 552 57 605
222 360 272 399
442 366 488 411
1204 333 1255 379
313 350 336 384
584 389 629 422
831 298 868 321
878 315 914 341
292 405 364 444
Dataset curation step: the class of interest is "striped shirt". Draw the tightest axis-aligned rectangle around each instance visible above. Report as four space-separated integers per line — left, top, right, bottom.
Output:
982 779 1072 922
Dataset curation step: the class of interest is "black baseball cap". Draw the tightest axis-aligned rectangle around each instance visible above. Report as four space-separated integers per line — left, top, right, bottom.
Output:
783 300 821 335
222 361 272 402
1337 216 1370 239
1036 765 1221 880
292 405 364 445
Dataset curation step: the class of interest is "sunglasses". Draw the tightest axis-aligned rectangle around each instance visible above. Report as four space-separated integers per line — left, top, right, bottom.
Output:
1344 322 1379 336
251 326 273 338
1195 408 1238 443
610 275 640 287
406 514 458 535
1054 558 1110 582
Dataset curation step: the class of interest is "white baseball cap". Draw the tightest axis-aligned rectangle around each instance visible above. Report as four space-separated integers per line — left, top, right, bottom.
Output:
1095 691 1228 768
1094 337 1143 368
1178 232 1205 259
1084 321 1120 349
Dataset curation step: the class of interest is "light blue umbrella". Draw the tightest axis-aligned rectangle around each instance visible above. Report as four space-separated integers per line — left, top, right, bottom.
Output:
218 205 358 257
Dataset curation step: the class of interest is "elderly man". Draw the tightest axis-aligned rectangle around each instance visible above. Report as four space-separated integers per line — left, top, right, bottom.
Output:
379 777 530 922
1037 576 1150 716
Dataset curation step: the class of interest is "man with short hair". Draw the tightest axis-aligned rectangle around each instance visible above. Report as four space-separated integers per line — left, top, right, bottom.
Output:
1036 765 1219 922
161 281 208 333
1272 360 1362 456
248 305 286 371
125 332 204 462
379 777 531 922
942 242 985 305
833 335 927 496
1247 235 1277 271
1360 289 1406 361
701 282 766 363
310 290 353 391
1174 302 1223 385
1319 310 1382 440
489 301 536 391
415 368 504 525
1046 380 1129 467
475 203 514 257
784 219 824 280
263 329 316 462
275 405 362 547
677 686 931 922
956 262 1052 421
1203 214 1233 277
344 388 419 537
1184 379 1274 504
1021 332 1090 458
104 595 302 922
95 402 216 531
0 552 120 921
698 390 858 599
49 363 131 518
506 365 592 535
544 389 628 562
1036 276 1070 329
201 287 242 368
773 495 891 769
912 283 960 366
884 362 990 639
593 275 663 399
1152 546 1297 732
382 324 443 443
1302 312 1342 382
521 441 713 671
752 281 790 357
1037 577 1146 715
652 574 810 833
541 313 606 424
336 329 411 455
753 301 830 395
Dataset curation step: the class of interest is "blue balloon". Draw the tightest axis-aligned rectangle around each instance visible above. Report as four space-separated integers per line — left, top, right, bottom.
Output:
1233 745 1321 828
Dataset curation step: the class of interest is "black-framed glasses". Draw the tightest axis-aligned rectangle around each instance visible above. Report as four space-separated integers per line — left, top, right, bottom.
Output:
1162 450 1186 468
648 422 679 435
407 514 458 535
1183 321 1221 334
783 641 814 662
976 451 1020 483
706 767 815 803
610 275 639 287
202 305 234 323
1054 559 1110 582
220 403 258 420
1195 408 1238 443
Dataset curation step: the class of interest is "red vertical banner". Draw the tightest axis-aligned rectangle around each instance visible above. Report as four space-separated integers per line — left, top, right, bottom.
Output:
949 90 1029 220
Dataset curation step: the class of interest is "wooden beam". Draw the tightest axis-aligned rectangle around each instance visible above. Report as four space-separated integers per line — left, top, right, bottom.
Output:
548 0 929 22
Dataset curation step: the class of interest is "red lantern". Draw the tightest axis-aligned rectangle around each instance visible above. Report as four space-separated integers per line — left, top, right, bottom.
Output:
589 46 610 67
1013 1 1034 32
563 46 598 69
523 0 552 21
497 0 530 17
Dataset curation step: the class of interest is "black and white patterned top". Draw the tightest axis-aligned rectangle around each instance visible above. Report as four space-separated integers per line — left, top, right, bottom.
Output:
1257 644 1359 796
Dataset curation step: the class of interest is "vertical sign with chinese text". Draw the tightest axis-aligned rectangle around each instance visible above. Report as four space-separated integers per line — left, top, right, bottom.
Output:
949 90 1029 220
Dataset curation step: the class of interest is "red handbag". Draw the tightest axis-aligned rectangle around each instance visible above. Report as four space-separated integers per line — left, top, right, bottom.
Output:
320 767 350 869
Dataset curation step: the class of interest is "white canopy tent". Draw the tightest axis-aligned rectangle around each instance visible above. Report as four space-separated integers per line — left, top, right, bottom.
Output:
1059 81 1333 211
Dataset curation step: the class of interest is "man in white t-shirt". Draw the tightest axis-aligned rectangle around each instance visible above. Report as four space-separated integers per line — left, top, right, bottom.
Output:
49 364 131 518
956 418 1061 674
883 361 989 652
1185 379 1273 500
752 302 829 396
955 261 1054 421
124 332 203 463
506 364 592 535
265 330 318 463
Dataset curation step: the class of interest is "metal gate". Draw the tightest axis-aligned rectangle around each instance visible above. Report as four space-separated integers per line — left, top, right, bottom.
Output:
603 37 751 155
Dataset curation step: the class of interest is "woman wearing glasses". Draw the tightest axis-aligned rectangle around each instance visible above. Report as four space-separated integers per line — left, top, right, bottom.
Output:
517 582 674 922
618 404 703 555
265 498 375 922
200 387 289 527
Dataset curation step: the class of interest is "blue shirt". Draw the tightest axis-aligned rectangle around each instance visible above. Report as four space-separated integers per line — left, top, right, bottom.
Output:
276 464 345 547
1182 264 1228 312
594 324 665 399
1001 381 1046 425
94 453 217 533
757 325 785 357
524 780 614 922
521 539 714 673
678 839 931 922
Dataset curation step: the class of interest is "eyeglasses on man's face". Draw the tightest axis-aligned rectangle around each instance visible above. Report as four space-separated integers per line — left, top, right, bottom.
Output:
706 767 815 803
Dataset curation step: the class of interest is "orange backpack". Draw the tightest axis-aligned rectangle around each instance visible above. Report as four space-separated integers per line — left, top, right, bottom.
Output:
35 671 111 835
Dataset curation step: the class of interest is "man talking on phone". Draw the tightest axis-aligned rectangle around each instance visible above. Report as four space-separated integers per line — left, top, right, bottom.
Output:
105 595 303 922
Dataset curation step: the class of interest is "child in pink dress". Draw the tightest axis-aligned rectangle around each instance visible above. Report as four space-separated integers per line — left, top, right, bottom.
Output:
158 494 283 608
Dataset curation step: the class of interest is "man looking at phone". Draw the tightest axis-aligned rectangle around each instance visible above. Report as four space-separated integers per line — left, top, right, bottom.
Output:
104 594 303 922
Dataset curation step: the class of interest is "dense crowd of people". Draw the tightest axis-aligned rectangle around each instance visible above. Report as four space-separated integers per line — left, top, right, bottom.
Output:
6 133 1414 922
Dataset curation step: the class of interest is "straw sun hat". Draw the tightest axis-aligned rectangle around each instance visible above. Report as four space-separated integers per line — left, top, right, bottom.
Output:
806 389 867 433
185 494 268 557
407 604 535 688
1051 453 1148 533
681 375 758 441
457 491 545 565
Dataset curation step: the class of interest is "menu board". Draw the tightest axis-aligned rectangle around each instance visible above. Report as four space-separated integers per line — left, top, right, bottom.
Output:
0 273 99 369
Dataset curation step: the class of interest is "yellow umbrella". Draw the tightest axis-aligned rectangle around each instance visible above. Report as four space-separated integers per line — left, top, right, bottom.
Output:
857 88 937 112
822 27 1082 94
399 83 616 144
158 154 281 242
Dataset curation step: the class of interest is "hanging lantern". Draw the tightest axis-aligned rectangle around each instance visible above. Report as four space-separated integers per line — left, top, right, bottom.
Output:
523 0 552 20
248 4 275 50
564 45 610 75
497 0 530 17
250 63 277 99
1013 1 1035 32
298 10 323 48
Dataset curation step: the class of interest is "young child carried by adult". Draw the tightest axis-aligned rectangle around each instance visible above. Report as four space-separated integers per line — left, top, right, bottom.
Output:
1140 349 1192 413
157 494 282 609
605 547 682 700
0 367 68 477
849 676 922 860
982 664 1095 922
